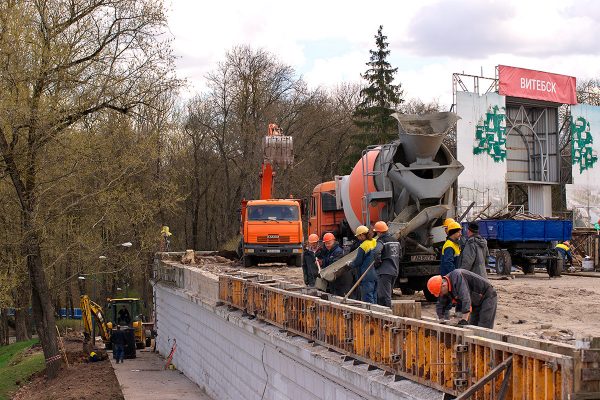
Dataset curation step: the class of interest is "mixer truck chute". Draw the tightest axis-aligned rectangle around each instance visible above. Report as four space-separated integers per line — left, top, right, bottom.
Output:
310 112 464 300
239 124 304 268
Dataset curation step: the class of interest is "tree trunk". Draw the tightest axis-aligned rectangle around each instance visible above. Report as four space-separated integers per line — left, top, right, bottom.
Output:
24 225 60 378
0 309 9 345
13 278 32 341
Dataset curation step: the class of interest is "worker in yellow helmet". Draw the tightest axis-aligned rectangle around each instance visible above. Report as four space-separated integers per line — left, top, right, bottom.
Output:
441 221 462 276
345 226 378 303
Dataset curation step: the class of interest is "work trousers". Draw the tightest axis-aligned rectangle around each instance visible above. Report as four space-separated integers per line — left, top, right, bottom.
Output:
113 344 125 362
469 292 497 329
376 274 396 307
360 280 377 304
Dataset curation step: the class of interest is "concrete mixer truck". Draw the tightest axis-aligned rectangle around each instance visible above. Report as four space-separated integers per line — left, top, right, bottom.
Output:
309 112 464 301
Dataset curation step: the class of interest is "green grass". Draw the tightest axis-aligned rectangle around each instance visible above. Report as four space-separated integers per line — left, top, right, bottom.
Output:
0 339 44 400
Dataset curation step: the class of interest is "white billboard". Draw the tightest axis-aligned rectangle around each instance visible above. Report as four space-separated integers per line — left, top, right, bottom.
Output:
567 104 600 227
456 91 508 220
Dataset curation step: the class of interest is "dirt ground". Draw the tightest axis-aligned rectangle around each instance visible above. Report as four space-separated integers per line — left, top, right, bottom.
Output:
12 335 124 400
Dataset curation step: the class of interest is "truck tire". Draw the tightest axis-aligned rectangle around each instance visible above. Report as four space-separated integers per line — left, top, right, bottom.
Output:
423 286 438 302
293 255 302 268
495 250 512 275
399 286 415 295
522 264 535 274
243 255 254 268
547 258 561 277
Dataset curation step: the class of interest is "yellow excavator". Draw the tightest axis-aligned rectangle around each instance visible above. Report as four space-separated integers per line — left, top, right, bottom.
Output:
78 277 148 357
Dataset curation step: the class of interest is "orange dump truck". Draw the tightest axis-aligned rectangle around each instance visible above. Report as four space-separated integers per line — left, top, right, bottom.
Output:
240 198 303 267
238 124 303 267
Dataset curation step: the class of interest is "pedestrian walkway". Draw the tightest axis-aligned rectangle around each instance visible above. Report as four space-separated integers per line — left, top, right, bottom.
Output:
110 349 212 400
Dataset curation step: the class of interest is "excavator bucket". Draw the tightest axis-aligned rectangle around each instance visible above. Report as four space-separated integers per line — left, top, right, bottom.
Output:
263 124 293 166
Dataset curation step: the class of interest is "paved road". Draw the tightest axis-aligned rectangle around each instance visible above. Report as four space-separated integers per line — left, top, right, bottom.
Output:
110 349 212 400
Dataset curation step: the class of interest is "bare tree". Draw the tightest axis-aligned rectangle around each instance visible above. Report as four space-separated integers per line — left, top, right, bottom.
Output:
0 0 179 377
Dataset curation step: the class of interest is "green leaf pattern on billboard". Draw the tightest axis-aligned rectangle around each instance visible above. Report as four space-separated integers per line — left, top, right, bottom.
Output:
473 105 507 162
571 116 598 174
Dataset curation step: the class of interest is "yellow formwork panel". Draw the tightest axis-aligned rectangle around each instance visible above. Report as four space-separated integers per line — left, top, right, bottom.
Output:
217 275 582 400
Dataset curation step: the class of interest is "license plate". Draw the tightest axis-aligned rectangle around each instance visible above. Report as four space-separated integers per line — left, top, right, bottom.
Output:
266 249 280 253
411 255 436 262
267 235 279 239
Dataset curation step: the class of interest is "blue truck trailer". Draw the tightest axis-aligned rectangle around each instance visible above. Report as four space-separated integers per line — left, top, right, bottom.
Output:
465 219 573 277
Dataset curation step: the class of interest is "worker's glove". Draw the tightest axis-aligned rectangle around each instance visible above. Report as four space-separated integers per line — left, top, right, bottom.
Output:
457 319 469 327
345 261 353 268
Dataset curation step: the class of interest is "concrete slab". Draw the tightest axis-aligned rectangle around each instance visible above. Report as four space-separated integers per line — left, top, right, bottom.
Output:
110 349 212 400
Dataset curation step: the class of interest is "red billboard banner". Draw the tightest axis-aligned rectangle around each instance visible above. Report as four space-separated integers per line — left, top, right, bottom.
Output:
498 65 577 105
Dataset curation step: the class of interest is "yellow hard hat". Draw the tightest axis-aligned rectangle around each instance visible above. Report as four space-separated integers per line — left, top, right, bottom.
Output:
447 221 462 232
90 351 97 357
161 226 172 236
443 218 456 228
355 225 369 237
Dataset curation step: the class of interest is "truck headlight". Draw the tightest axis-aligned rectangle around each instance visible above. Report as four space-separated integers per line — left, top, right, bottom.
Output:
293 248 303 253
245 248 254 253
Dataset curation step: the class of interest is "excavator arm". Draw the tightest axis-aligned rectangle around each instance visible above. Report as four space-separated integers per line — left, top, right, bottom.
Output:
80 294 111 343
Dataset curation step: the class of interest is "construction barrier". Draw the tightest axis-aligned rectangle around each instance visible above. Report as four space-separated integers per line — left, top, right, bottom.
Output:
219 273 600 400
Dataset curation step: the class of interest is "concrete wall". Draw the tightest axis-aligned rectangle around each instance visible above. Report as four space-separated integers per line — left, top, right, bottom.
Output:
154 280 441 400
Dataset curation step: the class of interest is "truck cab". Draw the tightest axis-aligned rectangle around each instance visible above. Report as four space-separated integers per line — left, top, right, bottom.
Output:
240 199 303 267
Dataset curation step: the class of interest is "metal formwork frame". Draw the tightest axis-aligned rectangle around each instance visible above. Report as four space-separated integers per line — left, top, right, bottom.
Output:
217 274 596 399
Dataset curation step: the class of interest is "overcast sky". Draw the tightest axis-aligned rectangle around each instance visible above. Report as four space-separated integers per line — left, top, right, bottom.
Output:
167 0 600 107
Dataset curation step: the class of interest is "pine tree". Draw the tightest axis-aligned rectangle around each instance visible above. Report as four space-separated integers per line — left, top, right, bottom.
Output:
352 25 404 145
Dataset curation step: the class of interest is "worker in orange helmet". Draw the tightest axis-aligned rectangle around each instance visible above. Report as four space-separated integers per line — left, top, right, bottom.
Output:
302 234 321 287
427 269 497 328
319 232 346 295
372 221 400 307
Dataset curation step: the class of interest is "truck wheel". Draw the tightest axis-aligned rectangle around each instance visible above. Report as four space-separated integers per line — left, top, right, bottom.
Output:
521 264 534 274
496 250 512 275
400 286 415 295
547 258 561 277
243 255 254 268
293 255 302 268
423 286 437 302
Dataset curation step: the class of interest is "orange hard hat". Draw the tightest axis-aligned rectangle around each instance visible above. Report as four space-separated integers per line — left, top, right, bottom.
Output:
308 234 319 244
427 275 443 298
323 232 336 242
373 221 389 233
443 218 456 228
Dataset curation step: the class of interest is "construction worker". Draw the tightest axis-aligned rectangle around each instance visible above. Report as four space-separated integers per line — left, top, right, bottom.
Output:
346 226 378 303
320 232 348 296
372 221 400 307
302 234 321 287
161 225 173 251
427 269 497 329
117 305 131 325
111 325 127 363
440 221 462 276
460 222 489 279
555 241 573 269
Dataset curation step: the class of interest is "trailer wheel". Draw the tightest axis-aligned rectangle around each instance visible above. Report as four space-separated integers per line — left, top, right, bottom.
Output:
243 255 254 268
496 250 512 275
522 264 535 275
547 258 562 277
